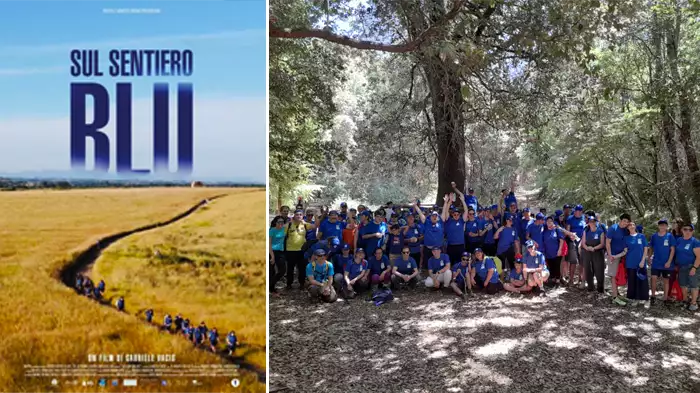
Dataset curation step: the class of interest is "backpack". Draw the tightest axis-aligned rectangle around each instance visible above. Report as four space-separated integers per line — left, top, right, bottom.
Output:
372 288 393 306
311 260 330 282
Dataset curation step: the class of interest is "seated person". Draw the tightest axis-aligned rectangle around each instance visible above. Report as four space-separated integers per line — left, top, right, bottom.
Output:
503 254 532 293
471 248 503 294
391 246 419 290
523 239 549 296
306 249 337 303
425 246 452 289
332 244 354 286
342 249 369 297
368 248 392 289
450 251 473 299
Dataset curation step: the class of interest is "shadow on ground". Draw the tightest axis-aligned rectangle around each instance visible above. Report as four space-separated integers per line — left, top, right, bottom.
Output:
270 278 700 393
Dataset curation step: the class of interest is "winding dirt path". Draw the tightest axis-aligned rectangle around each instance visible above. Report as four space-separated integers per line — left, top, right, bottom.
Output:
58 194 267 383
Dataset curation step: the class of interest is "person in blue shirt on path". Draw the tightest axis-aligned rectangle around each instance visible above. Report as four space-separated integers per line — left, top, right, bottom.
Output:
465 187 478 211
208 328 219 353
182 319 190 337
450 251 473 300
402 214 423 266
490 204 502 230
193 326 204 347
623 221 649 306
442 192 467 264
163 314 173 331
566 205 586 288
676 223 700 310
387 224 405 263
494 213 520 279
392 246 420 290
339 202 349 221
414 199 446 270
97 280 105 293
145 309 154 323
542 216 565 285
269 215 288 296
368 248 392 289
360 210 388 257
527 213 545 250
580 215 606 294
318 210 346 241
332 244 354 284
606 214 631 306
341 248 369 297
517 208 534 244
502 187 517 212
306 249 337 303
503 254 531 294
649 219 676 305
226 331 237 356
174 314 183 332
465 208 487 254
426 247 452 289
523 240 548 296
116 297 125 312
482 207 499 257
471 248 503 294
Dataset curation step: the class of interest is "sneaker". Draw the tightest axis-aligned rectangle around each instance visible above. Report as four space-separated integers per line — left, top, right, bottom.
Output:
460 293 467 301
650 298 656 306
689 304 698 311
538 290 547 297
613 297 627 306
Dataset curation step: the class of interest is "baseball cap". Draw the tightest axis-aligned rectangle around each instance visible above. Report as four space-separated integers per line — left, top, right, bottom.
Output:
525 239 535 248
430 246 441 251
468 187 474 192
491 204 498 210
477 206 483 212
341 244 350 250
330 237 340 246
504 213 513 221
340 202 347 207
361 210 371 217
462 251 471 257
313 249 327 256
294 209 304 214
390 224 400 230
355 248 366 254
555 209 563 217
474 248 483 254
658 218 669 225
535 213 545 220
329 210 339 215
563 204 571 209
398 218 407 226
523 207 530 212
431 211 440 216
574 204 584 211
588 216 597 221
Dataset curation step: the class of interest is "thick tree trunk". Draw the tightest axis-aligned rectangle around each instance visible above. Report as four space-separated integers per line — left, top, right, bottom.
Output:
677 92 700 224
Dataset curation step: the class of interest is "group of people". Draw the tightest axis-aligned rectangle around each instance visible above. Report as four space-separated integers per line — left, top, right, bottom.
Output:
73 274 238 355
269 182 700 309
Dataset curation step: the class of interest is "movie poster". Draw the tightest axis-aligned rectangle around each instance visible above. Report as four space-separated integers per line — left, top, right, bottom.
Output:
0 1 266 392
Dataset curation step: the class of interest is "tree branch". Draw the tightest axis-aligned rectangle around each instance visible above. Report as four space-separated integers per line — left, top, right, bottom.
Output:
269 0 465 53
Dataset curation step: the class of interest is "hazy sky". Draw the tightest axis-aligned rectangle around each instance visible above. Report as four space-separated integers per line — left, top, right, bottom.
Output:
0 0 265 182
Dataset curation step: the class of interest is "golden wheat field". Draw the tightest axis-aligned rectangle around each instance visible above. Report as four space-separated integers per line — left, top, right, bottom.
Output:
0 187 266 392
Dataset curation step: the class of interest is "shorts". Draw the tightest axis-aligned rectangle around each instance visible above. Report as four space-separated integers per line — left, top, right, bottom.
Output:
678 265 699 289
606 256 623 278
567 240 580 264
651 269 670 278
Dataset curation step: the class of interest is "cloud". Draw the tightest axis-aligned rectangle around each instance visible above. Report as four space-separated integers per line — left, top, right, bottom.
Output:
0 66 63 76
0 96 266 182
0 29 263 57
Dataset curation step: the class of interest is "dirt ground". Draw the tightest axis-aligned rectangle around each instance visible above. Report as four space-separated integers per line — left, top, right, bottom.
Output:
270 277 700 393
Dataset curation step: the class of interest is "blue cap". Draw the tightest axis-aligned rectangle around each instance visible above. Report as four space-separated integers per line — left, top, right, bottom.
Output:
341 244 350 250
575 204 584 211
355 248 366 254
398 218 407 226
525 239 535 248
330 237 340 245
535 213 545 220
477 206 483 212
462 251 471 257
313 249 327 256
555 209 563 217
361 210 371 217
491 204 498 210
329 210 339 215
563 204 571 209
523 207 530 212
430 246 441 251
431 211 439 216
474 248 483 254
658 218 669 225
588 216 597 221
504 213 513 220
340 202 347 207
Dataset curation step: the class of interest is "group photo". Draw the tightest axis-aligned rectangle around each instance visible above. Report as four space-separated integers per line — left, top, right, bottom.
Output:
269 0 700 391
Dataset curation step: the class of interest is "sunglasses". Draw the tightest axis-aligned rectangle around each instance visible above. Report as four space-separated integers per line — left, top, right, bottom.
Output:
461 257 470 261
683 228 693 232
402 251 410 254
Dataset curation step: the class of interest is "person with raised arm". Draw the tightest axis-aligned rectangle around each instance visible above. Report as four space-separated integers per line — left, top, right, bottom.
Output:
414 198 446 270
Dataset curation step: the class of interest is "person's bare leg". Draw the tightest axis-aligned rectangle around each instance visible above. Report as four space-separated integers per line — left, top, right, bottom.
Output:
691 289 698 305
451 282 463 295
579 264 585 285
663 278 670 300
651 276 657 298
682 287 689 302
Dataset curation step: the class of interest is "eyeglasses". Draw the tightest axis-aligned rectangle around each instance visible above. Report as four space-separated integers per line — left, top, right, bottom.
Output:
461 257 469 261
402 251 410 254
683 228 693 232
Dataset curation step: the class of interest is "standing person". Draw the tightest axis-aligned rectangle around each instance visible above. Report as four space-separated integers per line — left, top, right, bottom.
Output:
284 210 315 291
414 199 446 270
494 213 520 279
464 187 478 211
471 248 503 294
443 190 468 264
649 219 676 305
426 247 452 290
450 252 472 299
342 217 358 251
675 223 700 310
392 246 420 290
278 205 291 223
542 216 565 285
482 208 499 257
624 222 649 306
226 331 237 356
517 208 534 246
523 240 548 296
356 211 371 250
306 249 337 303
386 224 405 264
606 214 631 306
580 215 606 294
318 210 346 241
668 218 685 298
368 248 392 289
402 213 423 266
465 208 486 254
145 309 154 323
339 202 349 220
490 204 502 228
566 205 586 288
269 216 287 296
360 210 388 257
527 213 545 250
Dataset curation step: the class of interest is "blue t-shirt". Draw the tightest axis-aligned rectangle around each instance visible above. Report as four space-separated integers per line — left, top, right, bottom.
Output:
396 257 418 274
504 192 517 209
542 227 563 259
423 217 445 248
227 334 237 347
387 232 405 254
465 195 478 211
483 219 498 244
527 223 544 248
305 220 317 241
466 219 482 244
452 262 470 282
345 260 368 280
428 254 450 274
269 227 286 251
607 223 630 255
333 254 353 274
496 226 519 255
676 237 700 266
523 251 546 270
404 224 422 253
368 255 390 275
318 219 346 240
475 258 500 284
517 217 533 242
567 215 586 238
650 233 676 270
305 261 335 282
509 268 525 282
362 221 388 255
624 233 648 269
209 331 219 344
445 217 465 245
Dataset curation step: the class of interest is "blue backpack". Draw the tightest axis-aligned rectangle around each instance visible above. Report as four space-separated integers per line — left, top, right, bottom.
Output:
371 288 394 306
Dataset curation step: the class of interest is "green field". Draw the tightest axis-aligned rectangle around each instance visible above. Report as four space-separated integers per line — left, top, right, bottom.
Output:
0 188 266 392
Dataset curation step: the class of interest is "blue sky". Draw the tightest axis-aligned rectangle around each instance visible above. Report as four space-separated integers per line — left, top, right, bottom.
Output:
0 0 266 182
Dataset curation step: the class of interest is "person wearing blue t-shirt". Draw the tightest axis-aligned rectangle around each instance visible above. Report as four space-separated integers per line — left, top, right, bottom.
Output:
465 208 487 254
494 214 520 278
566 205 586 288
527 213 545 250
490 204 502 231
503 255 531 294
145 308 154 323
332 244 354 288
649 219 677 304
426 247 452 289
580 215 606 294
208 328 219 353
450 251 473 299
392 246 419 290
542 216 565 284
116 297 125 312
318 211 346 241
606 214 631 306
306 249 337 303
342 249 369 297
471 248 503 294
368 248 392 289
623 222 649 305
465 187 478 211
361 211 388 257
163 314 173 331
226 331 237 356
414 199 446 269
387 224 406 263
402 214 423 265
517 208 533 244
676 224 700 310
442 190 468 264
523 240 548 296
